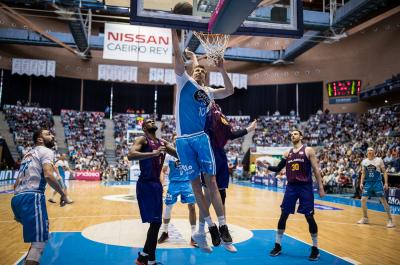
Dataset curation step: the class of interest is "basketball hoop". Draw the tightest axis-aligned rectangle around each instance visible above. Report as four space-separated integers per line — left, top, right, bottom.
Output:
193 31 230 66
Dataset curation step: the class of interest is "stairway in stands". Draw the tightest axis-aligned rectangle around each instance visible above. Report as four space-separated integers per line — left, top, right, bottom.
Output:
0 111 19 161
104 119 117 166
53 115 68 154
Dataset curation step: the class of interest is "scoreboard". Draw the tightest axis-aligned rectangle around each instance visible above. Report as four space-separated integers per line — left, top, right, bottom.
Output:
327 80 361 97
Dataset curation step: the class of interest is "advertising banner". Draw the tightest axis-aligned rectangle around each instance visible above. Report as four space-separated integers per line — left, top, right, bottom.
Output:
75 171 101 181
103 23 172 64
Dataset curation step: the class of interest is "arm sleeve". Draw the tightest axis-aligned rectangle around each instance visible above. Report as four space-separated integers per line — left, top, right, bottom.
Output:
229 129 248 140
41 149 54 166
175 72 190 92
267 158 287 172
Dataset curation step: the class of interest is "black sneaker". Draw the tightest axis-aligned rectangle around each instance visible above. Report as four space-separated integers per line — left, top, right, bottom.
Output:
308 246 320 261
135 252 148 265
190 237 199 248
157 232 168 244
209 225 221 246
219 225 232 243
270 243 282 257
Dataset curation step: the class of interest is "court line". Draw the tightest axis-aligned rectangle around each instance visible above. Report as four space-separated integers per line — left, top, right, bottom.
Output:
13 252 27 265
252 229 360 265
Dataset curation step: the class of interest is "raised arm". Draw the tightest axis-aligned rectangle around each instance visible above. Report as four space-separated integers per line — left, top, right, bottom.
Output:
307 147 325 198
172 29 185 75
229 119 257 140
160 139 178 158
207 58 234 99
128 136 165 161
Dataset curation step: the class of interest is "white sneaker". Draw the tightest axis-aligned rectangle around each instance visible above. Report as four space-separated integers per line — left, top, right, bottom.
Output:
192 232 212 253
223 242 237 253
357 217 369 224
387 219 395 228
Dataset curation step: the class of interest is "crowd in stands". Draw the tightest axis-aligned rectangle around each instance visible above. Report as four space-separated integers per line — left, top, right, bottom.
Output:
61 110 107 171
4 105 55 158
314 106 400 192
252 112 300 147
160 115 175 143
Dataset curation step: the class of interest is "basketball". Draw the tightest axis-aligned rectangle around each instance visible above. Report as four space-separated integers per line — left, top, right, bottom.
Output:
172 1 193 15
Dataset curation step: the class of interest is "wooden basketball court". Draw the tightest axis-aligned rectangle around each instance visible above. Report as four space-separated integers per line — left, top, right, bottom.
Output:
1 180 399 265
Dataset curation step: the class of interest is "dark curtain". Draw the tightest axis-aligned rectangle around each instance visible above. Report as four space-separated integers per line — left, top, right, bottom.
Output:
112 83 155 114
0 69 30 108
83 80 111 113
277 83 297 115
156 85 174 115
31 76 81 115
298 82 323 120
215 86 277 118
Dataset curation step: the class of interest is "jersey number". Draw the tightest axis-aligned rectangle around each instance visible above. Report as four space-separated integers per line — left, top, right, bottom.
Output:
291 163 300 171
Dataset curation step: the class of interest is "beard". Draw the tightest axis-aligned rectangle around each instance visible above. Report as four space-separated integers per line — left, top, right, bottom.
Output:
147 127 158 133
44 139 55 149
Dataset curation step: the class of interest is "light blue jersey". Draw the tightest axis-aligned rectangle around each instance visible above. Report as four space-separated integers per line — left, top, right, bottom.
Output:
362 157 384 182
175 72 212 136
168 159 190 182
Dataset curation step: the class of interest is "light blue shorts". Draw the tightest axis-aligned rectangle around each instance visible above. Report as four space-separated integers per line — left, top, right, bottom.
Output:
176 132 216 180
165 181 196 205
11 192 49 242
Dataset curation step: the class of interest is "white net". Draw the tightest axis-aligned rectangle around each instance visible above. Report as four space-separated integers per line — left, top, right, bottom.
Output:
193 32 230 66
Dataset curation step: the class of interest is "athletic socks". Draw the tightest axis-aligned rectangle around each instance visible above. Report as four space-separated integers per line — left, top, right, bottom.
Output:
276 229 285 244
198 222 206 234
162 223 169 233
204 216 213 227
217 216 226 226
311 233 318 247
191 225 196 234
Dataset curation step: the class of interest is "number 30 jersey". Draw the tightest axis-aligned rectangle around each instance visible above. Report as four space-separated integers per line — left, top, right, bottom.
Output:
286 145 312 184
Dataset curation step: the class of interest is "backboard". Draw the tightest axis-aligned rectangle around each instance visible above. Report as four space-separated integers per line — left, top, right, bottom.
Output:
130 0 303 38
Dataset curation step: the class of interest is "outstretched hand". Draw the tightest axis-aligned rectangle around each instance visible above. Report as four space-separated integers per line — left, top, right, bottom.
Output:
247 119 257 132
214 57 225 70
185 48 196 59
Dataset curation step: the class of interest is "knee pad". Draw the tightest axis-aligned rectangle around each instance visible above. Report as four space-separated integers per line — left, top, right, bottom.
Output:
277 212 289 230
305 214 318 234
219 189 226 205
26 242 45 262
163 204 173 220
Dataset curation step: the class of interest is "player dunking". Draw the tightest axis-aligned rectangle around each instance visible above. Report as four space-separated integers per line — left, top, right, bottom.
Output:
357 147 395 228
128 119 177 265
172 29 233 252
258 129 325 261
11 129 67 265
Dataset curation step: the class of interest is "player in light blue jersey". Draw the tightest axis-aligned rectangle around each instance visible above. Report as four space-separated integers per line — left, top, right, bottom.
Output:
172 29 234 252
357 147 395 228
11 129 67 265
158 135 198 247
48 153 73 204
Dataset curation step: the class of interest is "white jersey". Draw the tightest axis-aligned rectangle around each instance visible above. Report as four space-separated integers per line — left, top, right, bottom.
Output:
55 159 69 177
361 157 384 182
15 146 54 194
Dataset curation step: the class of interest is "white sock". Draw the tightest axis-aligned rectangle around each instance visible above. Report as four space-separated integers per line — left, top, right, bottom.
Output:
191 225 196 234
148 261 156 265
217 216 226 226
276 229 284 244
198 222 206 234
140 251 148 256
311 233 318 247
204 216 213 227
162 223 169 233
